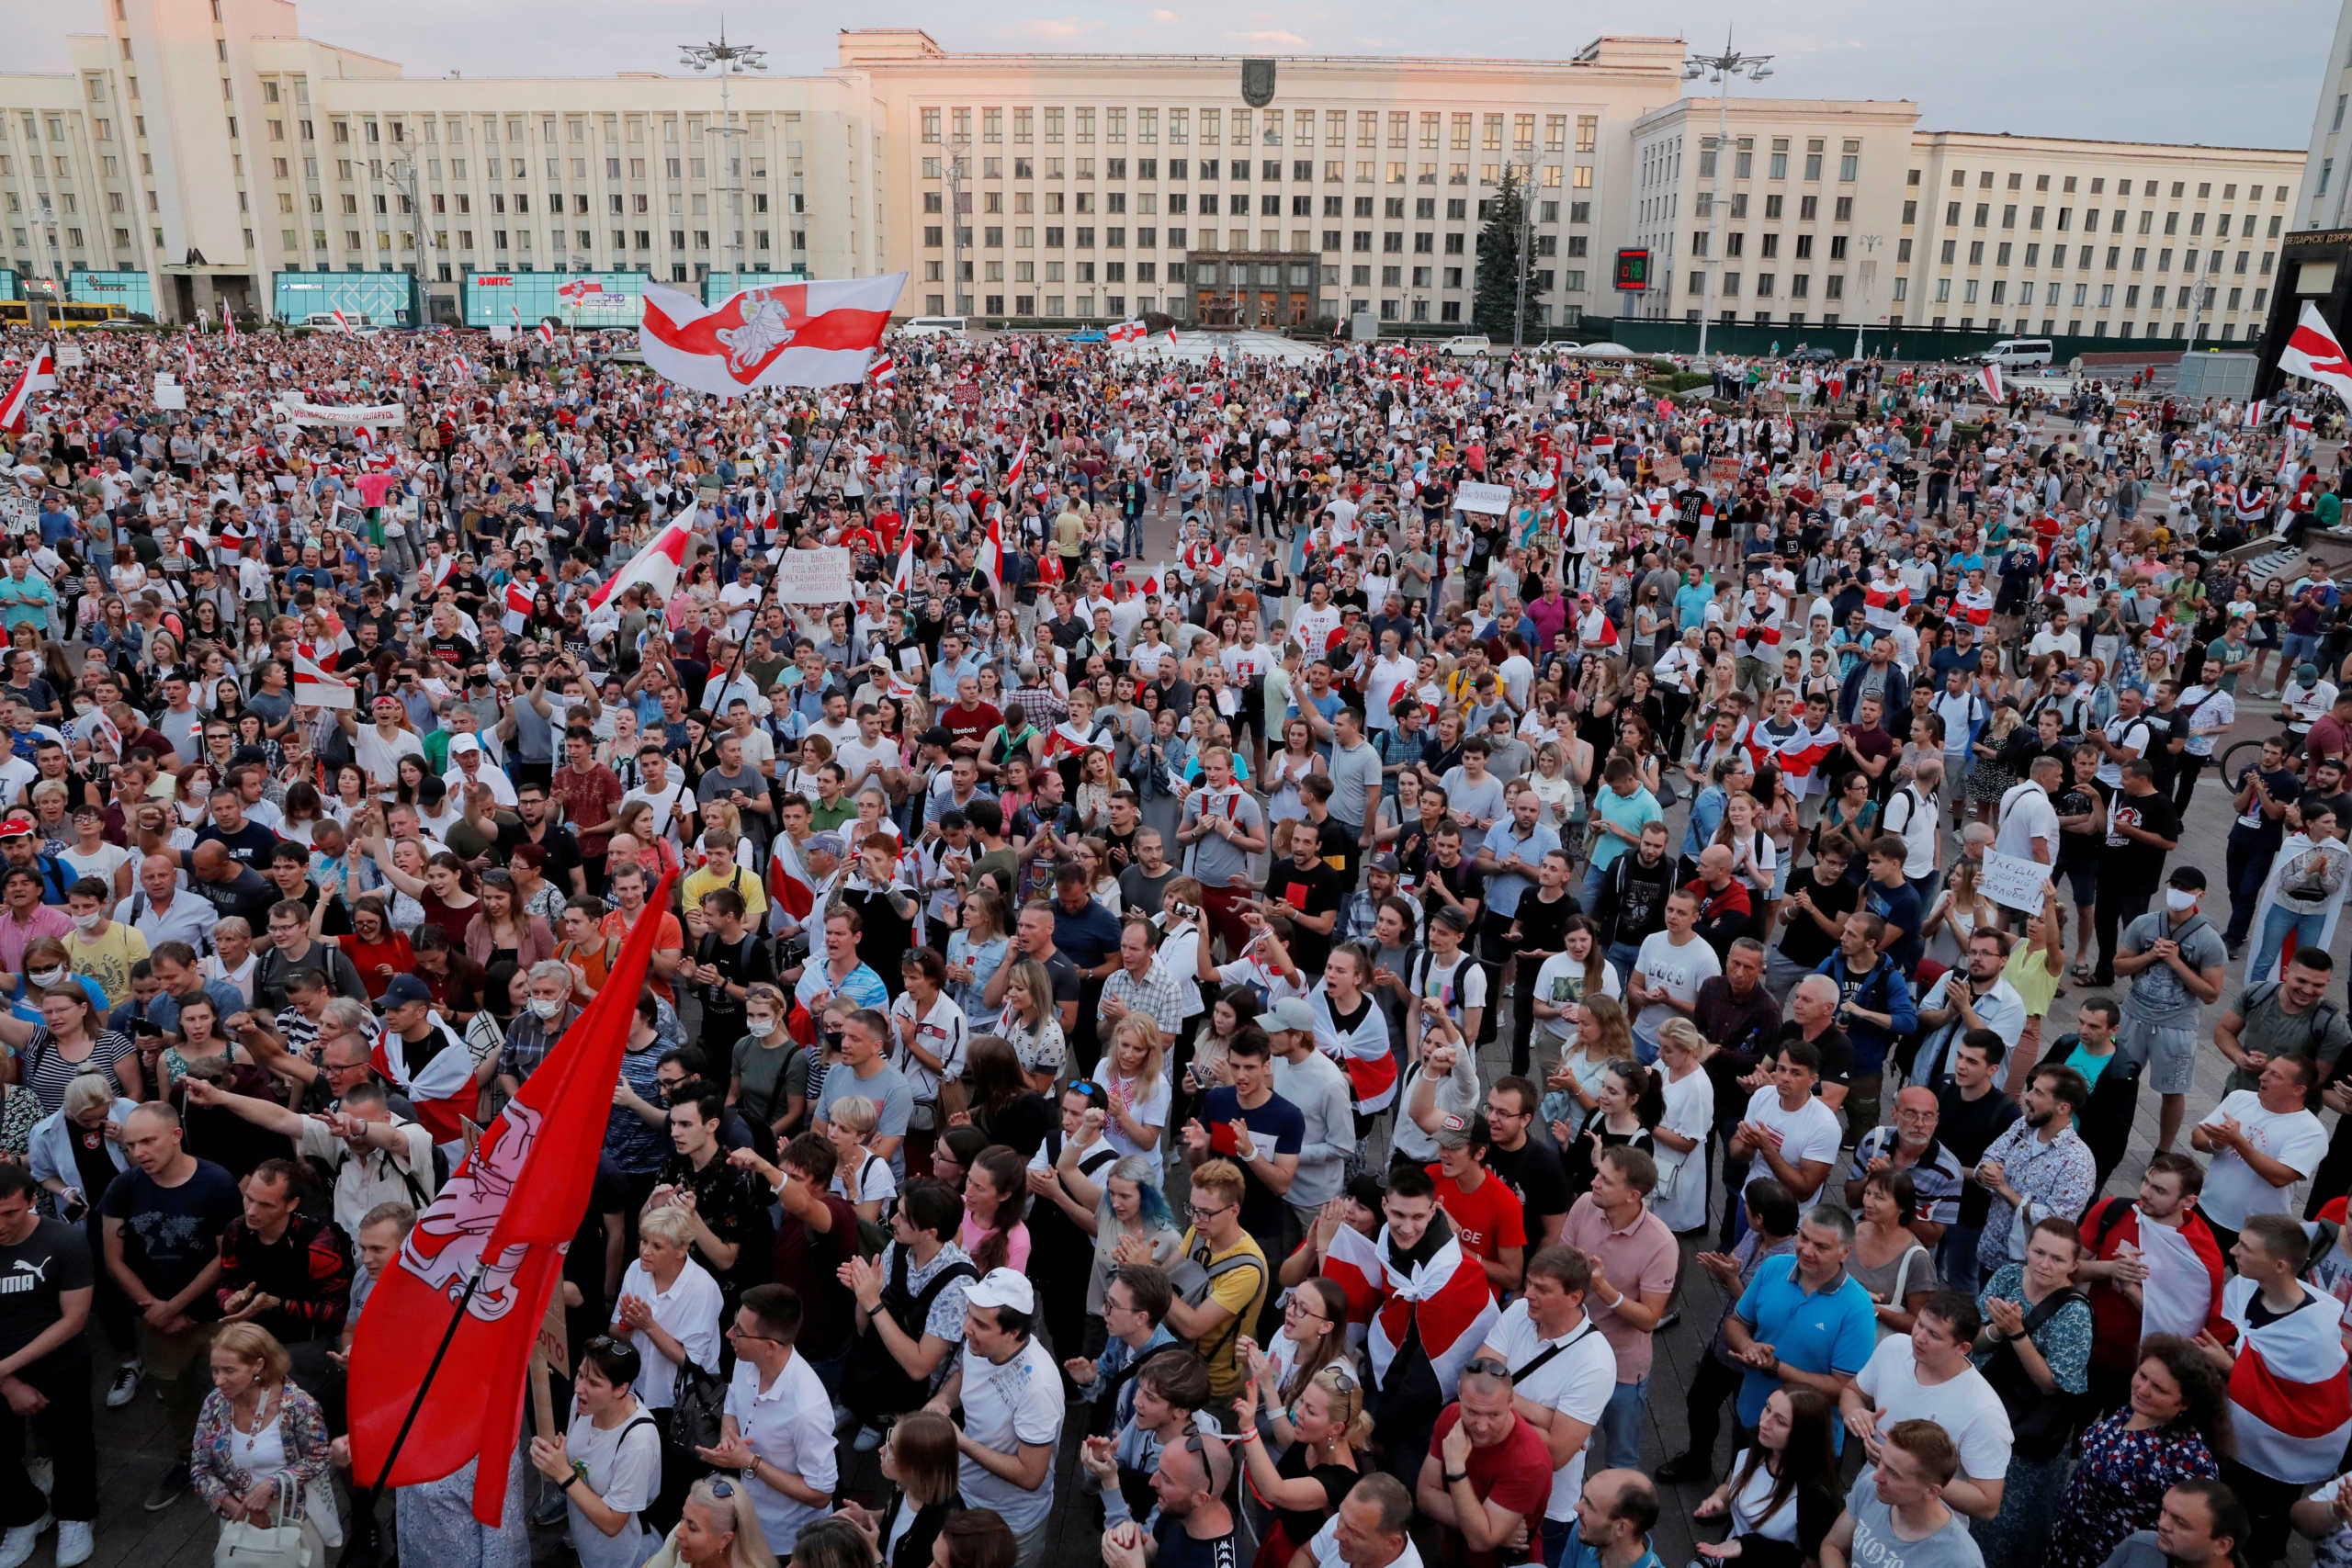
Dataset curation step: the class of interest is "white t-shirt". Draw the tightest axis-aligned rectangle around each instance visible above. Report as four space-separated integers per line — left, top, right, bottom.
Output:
1480 1301 1618 1520
955 1337 1063 1533
563 1409 661 1568
2305 1469 2352 1568
2197 1089 2330 1230
1632 931 1720 1040
1740 1086 1844 1177
1852 1336 2014 1495
1995 782 2059 863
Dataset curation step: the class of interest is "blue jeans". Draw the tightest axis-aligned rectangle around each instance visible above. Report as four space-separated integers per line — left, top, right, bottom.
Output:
1579 860 1614 909
2253 905 2330 984
1592 1377 1649 1472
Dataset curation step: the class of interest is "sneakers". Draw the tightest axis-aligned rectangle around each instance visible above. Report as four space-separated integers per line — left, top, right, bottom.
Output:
142 1461 189 1512
106 1360 141 1410
0 1515 50 1568
53 1522 89 1568
852 1425 885 1454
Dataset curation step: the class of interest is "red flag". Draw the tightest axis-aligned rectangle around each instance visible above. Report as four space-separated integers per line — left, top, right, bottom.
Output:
0 352 50 435
348 872 679 1525
503 581 536 619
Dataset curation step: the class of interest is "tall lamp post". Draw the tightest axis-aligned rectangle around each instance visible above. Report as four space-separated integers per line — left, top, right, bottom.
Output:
1511 160 1536 351
379 155 429 326
1683 34 1773 363
1851 232 1881 360
680 27 768 294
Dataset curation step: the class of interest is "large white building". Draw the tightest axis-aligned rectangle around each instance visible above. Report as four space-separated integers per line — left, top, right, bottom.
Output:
0 6 2306 338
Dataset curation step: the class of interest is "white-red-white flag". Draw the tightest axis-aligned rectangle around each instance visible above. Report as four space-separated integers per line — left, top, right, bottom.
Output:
292 651 356 709
976 512 1004 598
891 531 918 595
2244 400 2269 430
332 309 351 333
2281 301 2352 408
503 581 536 619
586 504 698 612
0 352 51 435
638 275 904 398
1003 434 1029 496
868 353 897 388
224 313 238 345
1979 363 2004 403
1106 319 1147 344
535 321 556 347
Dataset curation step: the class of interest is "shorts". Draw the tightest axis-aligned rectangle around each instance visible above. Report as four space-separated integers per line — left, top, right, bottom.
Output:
2057 855 2099 904
2119 1012 2198 1096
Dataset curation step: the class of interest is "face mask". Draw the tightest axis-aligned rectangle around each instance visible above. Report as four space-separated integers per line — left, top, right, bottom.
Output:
746 1016 776 1038
2165 888 2199 912
528 996 566 1021
28 969 62 988
71 914 101 933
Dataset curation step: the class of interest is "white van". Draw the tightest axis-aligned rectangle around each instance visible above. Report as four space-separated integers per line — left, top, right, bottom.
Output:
1976 337 2053 368
1440 333 1492 358
899 316 968 339
302 311 369 329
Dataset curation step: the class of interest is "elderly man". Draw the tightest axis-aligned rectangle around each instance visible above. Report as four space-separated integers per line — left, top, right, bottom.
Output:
440 732 516 809
1845 1087 1965 1247
1299 1474 1424 1568
1416 1359 1555 1568
116 852 218 956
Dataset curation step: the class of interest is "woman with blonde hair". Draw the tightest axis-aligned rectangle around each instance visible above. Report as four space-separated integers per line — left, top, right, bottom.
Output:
193 1322 336 1562
1099 1014 1170 1169
1539 987 1632 1138
823 1094 898 1224
1229 1358 1370 1568
642 1474 778 1568
989 957 1067 1092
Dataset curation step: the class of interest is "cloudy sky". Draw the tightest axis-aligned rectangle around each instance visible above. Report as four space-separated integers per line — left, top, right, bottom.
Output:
15 0 2336 149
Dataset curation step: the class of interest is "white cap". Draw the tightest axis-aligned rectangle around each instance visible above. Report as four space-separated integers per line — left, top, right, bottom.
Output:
964 1268 1035 1316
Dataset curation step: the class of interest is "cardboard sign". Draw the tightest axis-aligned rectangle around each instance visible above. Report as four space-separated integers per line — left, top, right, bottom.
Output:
1454 480 1515 515
1710 456 1741 487
774 546 855 604
152 375 186 411
1981 850 2054 913
52 344 84 370
1652 455 1687 486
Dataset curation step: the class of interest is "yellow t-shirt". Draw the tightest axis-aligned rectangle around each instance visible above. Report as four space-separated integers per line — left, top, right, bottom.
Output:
2003 942 2063 1019
682 860 769 922
1177 1228 1269 1399
66 920 150 1010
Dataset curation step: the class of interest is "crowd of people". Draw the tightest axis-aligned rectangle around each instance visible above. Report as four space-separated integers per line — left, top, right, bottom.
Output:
0 313 2349 1568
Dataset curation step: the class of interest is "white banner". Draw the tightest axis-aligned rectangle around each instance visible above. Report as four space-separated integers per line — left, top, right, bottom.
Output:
1454 480 1515 515
52 344 85 370
152 374 186 411
773 546 856 604
274 395 405 428
1981 850 2054 914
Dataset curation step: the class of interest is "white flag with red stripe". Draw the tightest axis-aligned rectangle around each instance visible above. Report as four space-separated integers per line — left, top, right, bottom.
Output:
1002 434 1029 496
2280 301 2352 408
1319 1219 1390 1338
1359 1224 1500 1395
638 275 904 397
587 505 698 613
224 313 238 345
868 353 897 388
371 1017 480 1144
976 512 1004 599
292 651 356 710
2220 1272 2352 1482
1979 363 2004 403
1105 319 1147 344
2243 400 2269 430
332 309 352 333
0 352 50 435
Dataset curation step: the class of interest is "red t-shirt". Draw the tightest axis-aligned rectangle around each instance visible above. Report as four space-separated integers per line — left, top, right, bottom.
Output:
1426 1166 1526 1275
1427 1404 1551 1568
553 763 626 857
603 908 684 1000
942 700 1002 750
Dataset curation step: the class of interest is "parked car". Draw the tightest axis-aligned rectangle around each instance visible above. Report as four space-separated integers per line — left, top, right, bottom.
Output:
1440 333 1493 357
1784 345 1839 366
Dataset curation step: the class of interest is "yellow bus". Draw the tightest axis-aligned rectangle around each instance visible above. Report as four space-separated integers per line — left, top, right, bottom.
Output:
0 300 130 328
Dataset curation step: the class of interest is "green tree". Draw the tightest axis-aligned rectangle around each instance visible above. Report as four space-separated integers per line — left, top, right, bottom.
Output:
1473 166 1537 339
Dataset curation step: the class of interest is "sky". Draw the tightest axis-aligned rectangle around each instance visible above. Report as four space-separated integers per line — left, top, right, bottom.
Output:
7 0 2336 150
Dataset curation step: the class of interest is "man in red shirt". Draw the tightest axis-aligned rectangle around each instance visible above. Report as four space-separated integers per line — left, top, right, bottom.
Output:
1430 1113 1527 1297
939 676 1002 759
2305 688 2352 784
552 728 626 891
1416 1361 1555 1568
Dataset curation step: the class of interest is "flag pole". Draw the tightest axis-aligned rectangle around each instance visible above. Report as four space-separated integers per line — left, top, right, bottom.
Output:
337 1264 492 1565
707 415 850 712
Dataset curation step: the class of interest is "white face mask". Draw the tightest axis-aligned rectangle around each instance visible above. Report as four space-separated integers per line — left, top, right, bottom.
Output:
27 969 62 988
527 996 566 1021
746 1016 776 1038
2165 888 2199 912
71 913 101 933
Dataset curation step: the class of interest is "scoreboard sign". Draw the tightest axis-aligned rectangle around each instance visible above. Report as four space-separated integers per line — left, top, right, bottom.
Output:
1614 248 1651 291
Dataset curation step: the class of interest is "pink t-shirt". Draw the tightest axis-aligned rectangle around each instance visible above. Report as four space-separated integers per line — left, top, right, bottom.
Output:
959 1215 1031 1274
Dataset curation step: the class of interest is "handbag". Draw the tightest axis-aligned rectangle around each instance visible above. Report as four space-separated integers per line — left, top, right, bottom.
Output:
214 1485 310 1568
1871 1245 1929 1344
1980 1286 2089 1461
668 1357 729 1453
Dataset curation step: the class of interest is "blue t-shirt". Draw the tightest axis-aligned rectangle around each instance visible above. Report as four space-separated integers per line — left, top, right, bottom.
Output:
1862 879 1925 973
1732 1253 1877 1439
1590 785 1663 871
1675 582 1713 630
96 1157 243 1302
1198 1086 1306 1240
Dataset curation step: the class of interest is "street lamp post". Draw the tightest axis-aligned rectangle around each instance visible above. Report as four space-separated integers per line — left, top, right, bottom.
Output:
1852 232 1882 361
381 155 429 326
946 152 967 317
679 26 768 295
1511 161 1535 351
1683 33 1773 363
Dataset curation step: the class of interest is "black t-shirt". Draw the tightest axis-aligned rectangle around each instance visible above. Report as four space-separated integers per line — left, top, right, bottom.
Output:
1419 856 1487 925
1484 1137 1571 1245
1200 1085 1306 1241
1152 1515 1240 1568
1510 890 1580 958
194 819 282 870
496 820 584 890
97 1158 242 1303
658 1150 770 1285
2055 777 2109 863
1264 860 1346 973
1771 1021 1853 1090
1776 871 1857 968
2106 787 2183 893
0 1218 93 1361
186 863 278 928
1934 1083 2023 1227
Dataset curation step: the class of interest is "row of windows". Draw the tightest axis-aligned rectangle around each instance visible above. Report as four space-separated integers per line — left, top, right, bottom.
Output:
1908 276 2266 312
1903 199 2282 237
1688 231 1856 259
1691 192 1856 222
920 107 1601 154
1696 137 1862 183
922 153 1593 191
1899 319 2255 341
1911 169 2285 201
927 188 1590 224
277 228 808 255
920 221 1590 259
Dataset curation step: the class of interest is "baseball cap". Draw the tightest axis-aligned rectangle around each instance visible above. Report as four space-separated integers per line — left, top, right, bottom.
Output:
965 1268 1035 1315
1365 852 1401 874
381 975 434 1009
449 733 482 756
1434 1111 1490 1151
1266 997 1318 1036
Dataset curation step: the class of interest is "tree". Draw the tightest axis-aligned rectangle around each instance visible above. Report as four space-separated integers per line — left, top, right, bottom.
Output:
1473 166 1538 340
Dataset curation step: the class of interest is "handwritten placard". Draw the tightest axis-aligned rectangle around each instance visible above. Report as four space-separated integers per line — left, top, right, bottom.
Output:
1981 850 2053 913
774 546 855 604
1454 480 1515 515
